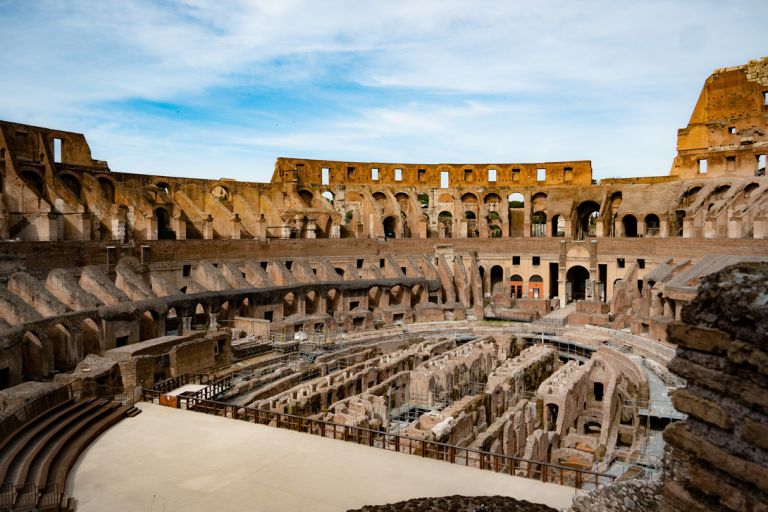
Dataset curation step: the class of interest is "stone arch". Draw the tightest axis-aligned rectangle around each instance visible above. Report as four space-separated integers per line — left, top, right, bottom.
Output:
59 173 82 199
212 184 229 201
417 193 429 208
438 192 454 203
682 186 702 207
551 214 565 237
80 317 102 355
283 293 297 317
531 192 547 210
622 214 638 237
321 191 334 204
306 290 319 315
373 192 387 207
20 169 45 196
48 323 74 372
218 301 234 326
410 284 423 307
98 177 115 203
194 303 208 328
22 331 45 379
567 265 590 301
575 201 600 240
484 193 501 205
508 192 524 209
395 192 409 209
645 214 660 236
298 189 314 207
490 265 504 295
531 211 547 237
438 211 453 238
155 181 171 194
383 216 397 238
465 211 476 220
461 192 478 204
155 207 175 240
744 182 760 198
368 286 381 309
139 310 159 341
326 288 340 313
545 403 559 431
389 285 404 306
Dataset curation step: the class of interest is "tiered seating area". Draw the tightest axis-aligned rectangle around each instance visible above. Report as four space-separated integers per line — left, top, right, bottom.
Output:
0 390 139 511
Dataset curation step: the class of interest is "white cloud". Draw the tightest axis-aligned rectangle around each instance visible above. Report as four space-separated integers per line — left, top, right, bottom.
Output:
0 0 766 180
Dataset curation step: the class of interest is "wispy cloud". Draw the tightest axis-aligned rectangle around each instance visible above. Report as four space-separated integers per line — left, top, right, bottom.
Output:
0 0 765 180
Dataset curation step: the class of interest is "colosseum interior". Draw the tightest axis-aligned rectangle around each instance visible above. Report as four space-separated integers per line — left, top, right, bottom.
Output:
0 58 766 511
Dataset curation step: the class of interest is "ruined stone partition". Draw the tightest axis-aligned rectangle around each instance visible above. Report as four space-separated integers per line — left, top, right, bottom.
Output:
660 262 768 512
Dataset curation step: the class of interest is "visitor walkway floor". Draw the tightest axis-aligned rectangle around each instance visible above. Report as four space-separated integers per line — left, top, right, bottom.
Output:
69 403 581 511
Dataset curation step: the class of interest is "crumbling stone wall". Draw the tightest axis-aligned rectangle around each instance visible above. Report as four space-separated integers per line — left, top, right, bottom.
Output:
660 262 768 511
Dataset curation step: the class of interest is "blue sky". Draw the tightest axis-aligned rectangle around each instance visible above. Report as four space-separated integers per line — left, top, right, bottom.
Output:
0 0 766 182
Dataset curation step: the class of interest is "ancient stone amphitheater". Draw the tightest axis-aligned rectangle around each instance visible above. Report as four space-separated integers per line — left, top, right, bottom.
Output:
0 59 766 511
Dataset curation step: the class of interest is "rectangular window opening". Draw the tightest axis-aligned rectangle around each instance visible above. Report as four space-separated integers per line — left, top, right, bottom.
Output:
728 127 736 134
536 168 546 182
726 156 736 171
379 258 385 268
698 159 708 174
395 168 403 181
764 91 768 106
532 256 540 266
182 264 191 277
371 168 379 181
440 171 449 188
464 169 473 182
264 311 273 322
347 166 356 180
53 138 62 163
512 256 520 265
487 169 497 182
617 258 625 269
260 261 268 270
356 259 364 269
758 155 766 176
638 259 646 269
321 167 330 185
418 169 426 182
512 168 521 181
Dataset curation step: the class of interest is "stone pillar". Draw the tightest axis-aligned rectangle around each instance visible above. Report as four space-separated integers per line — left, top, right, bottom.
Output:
231 214 241 240
660 218 669 238
637 219 646 237
202 215 214 240
304 215 317 239
208 312 219 332
523 191 531 238
682 217 695 238
180 316 193 335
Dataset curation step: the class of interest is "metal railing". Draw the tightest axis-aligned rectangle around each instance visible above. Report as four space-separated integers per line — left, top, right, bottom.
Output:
81 382 134 406
0 483 61 510
141 391 615 490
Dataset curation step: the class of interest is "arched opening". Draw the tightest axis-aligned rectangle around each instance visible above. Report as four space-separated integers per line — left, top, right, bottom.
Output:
20 170 45 196
438 211 453 238
712 185 731 201
566 265 590 302
326 289 340 312
98 177 115 203
551 214 565 237
490 265 504 295
299 190 314 207
373 192 387 207
306 290 319 315
488 225 502 238
139 311 159 341
368 287 381 309
283 293 297 317
155 208 175 240
80 318 102 355
584 421 601 436
681 186 702 208
461 192 478 204
645 214 660 236
546 403 559 431
622 214 638 237
465 211 476 220
321 191 334 204
155 182 170 194
438 192 454 203
165 308 179 336
508 192 524 209
529 275 544 299
531 211 547 237
672 210 686 237
22 332 45 380
389 285 404 306
49 324 73 372
395 192 409 211
744 183 759 198
484 193 501 205
212 185 229 202
575 201 600 240
510 275 524 299
417 193 429 208
194 303 207 329
60 174 82 199
383 216 397 238
410 284 423 307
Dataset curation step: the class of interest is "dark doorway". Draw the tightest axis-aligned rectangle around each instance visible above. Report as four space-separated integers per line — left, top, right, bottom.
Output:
566 265 590 302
